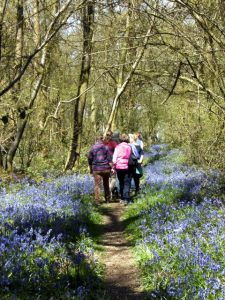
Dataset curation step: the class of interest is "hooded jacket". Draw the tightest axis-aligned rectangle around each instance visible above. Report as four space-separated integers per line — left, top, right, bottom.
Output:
112 142 131 170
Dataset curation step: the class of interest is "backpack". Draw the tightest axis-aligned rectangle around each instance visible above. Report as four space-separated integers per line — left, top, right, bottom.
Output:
128 151 138 167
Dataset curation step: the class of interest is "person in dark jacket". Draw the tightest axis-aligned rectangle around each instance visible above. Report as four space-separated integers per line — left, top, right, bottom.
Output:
111 130 121 144
103 130 119 199
129 133 144 195
88 134 112 205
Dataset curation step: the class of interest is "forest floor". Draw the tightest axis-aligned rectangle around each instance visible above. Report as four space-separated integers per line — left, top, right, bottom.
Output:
97 201 146 300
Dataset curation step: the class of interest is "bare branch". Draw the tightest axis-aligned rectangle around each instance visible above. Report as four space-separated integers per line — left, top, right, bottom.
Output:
55 70 108 116
161 62 182 105
0 0 76 99
180 75 225 113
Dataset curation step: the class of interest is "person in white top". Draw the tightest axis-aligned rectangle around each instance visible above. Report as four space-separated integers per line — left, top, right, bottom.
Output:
129 134 144 195
134 132 144 150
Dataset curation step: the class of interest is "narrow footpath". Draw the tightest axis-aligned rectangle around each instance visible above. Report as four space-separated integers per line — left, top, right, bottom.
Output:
98 202 145 300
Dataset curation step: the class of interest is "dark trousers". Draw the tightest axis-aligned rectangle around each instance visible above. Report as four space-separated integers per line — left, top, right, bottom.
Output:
132 164 143 193
93 170 111 203
116 169 132 201
132 173 141 192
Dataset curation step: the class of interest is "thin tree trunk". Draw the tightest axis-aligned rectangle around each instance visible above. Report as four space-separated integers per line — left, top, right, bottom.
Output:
112 4 131 130
33 0 41 47
90 88 97 133
65 1 94 170
104 26 153 136
0 0 8 61
7 57 46 169
12 0 24 104
0 147 3 169
6 1 72 169
0 0 73 98
5 0 24 170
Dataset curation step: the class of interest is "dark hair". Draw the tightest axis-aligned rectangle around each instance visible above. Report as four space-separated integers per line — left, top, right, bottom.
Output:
120 133 129 143
106 130 112 136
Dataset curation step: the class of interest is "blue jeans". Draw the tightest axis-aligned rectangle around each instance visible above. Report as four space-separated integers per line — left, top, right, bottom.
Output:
116 169 132 201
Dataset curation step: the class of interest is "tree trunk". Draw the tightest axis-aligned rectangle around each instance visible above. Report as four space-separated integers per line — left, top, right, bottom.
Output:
6 1 72 169
90 88 97 133
112 5 131 130
65 1 94 170
104 26 153 136
12 0 24 105
5 0 24 170
7 71 45 169
0 0 8 61
0 148 3 169
0 0 73 98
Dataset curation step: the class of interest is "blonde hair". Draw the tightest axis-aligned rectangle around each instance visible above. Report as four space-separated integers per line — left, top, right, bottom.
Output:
129 133 137 143
134 132 139 139
128 133 134 143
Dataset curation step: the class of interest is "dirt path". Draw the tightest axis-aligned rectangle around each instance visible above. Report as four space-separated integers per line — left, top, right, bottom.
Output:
98 202 145 300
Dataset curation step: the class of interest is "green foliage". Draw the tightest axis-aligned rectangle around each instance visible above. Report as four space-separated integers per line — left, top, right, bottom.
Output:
75 146 91 174
26 157 63 182
163 150 189 165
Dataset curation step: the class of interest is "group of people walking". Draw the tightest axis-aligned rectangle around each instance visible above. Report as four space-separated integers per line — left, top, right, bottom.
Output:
88 131 144 205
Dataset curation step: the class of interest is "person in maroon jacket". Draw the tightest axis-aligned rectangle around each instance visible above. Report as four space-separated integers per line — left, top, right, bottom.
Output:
88 134 112 205
103 130 119 199
103 130 118 157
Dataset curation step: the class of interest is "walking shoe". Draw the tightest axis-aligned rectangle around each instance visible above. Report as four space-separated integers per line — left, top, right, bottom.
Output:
126 201 133 205
120 200 128 205
134 189 140 196
112 187 119 199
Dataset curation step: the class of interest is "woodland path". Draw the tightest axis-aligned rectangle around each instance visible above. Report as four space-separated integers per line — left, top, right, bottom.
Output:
97 202 146 300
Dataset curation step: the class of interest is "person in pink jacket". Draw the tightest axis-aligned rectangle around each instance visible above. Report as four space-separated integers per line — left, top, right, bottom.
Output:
112 134 132 204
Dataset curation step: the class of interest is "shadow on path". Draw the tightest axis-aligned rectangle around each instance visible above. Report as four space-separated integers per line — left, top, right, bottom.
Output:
97 203 148 300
